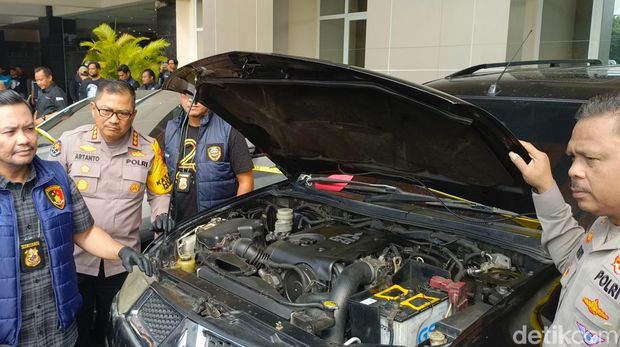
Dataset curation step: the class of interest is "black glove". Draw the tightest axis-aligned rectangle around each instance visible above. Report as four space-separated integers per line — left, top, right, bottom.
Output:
152 213 175 233
118 246 153 277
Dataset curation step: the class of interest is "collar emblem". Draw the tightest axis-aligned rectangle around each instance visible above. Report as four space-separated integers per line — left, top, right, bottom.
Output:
612 256 620 275
91 126 98 140
586 231 593 244
44 185 66 209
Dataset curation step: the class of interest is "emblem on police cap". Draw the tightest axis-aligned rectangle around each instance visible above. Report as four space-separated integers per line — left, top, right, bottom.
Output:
207 145 222 161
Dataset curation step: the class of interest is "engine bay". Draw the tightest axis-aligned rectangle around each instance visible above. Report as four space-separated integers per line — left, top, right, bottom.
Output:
160 195 545 346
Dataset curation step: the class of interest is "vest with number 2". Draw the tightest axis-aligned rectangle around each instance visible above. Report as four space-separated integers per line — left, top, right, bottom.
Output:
165 111 238 211
0 157 81 346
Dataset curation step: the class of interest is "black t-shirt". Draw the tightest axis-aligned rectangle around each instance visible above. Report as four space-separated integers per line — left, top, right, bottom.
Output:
169 125 253 222
79 78 107 100
35 83 67 118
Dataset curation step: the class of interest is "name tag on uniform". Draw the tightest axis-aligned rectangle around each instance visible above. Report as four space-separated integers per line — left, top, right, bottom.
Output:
55 97 64 101
20 238 45 272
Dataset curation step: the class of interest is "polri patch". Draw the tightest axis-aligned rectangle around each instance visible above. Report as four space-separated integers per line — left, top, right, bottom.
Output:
20 238 45 272
50 140 61 157
207 145 222 161
44 185 66 209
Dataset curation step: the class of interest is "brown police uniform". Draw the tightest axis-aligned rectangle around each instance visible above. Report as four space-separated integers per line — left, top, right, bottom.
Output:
535 185 620 346
49 124 172 277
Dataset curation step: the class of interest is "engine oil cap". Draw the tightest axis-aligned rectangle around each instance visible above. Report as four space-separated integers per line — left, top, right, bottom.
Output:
323 300 338 310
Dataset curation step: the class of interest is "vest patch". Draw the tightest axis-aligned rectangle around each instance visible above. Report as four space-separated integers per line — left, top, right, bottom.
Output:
593 270 620 300
207 144 222 161
75 153 100 162
44 185 66 210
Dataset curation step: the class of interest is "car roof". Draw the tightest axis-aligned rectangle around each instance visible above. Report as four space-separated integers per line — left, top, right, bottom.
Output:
425 63 620 100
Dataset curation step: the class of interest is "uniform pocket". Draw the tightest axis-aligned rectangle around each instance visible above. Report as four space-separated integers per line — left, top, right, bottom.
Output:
70 162 100 197
572 267 620 346
121 166 148 197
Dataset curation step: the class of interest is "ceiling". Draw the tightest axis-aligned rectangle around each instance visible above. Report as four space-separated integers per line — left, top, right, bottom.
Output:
0 0 163 38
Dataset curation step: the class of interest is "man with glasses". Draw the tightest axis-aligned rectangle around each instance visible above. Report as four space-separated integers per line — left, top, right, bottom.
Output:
48 81 172 347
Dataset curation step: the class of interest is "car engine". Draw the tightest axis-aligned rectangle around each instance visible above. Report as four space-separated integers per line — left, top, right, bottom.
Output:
166 197 541 346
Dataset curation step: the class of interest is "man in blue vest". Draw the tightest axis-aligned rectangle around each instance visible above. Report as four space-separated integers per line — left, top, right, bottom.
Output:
163 89 254 222
0 89 152 347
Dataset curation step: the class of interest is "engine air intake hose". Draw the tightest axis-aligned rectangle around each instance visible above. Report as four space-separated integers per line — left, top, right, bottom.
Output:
324 261 374 344
233 238 269 266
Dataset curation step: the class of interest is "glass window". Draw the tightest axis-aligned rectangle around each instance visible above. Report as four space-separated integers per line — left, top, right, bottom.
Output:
348 20 366 67
348 0 367 13
320 0 345 16
319 19 345 63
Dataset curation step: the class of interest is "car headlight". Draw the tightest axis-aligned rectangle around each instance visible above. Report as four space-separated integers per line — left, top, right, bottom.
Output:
117 265 154 314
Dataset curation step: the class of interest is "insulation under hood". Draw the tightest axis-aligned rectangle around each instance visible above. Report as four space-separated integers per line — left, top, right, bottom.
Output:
163 52 534 212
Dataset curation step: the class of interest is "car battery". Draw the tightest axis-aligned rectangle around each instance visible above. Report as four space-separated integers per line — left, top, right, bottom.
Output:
349 282 448 346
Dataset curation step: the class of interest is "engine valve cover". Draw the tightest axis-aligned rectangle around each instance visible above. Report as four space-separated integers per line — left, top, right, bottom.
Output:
265 224 390 281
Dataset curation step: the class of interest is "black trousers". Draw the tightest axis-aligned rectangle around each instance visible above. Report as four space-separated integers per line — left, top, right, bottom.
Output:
75 261 127 347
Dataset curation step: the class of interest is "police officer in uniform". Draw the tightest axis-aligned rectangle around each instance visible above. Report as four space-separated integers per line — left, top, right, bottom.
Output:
48 81 172 347
510 92 620 346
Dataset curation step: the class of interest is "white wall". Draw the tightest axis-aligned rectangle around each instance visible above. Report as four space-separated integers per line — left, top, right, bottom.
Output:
365 0 512 83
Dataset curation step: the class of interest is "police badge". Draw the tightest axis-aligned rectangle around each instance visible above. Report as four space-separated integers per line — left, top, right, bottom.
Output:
20 238 45 272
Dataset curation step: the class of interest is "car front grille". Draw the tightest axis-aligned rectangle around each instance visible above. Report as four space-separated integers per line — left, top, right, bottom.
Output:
137 293 182 343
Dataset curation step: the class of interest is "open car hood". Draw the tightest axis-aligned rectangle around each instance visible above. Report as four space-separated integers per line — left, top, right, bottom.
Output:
164 52 534 212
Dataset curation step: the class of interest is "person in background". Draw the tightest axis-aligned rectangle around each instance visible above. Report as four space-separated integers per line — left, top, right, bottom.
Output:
0 67 12 90
0 89 152 347
49 81 172 347
138 69 159 90
117 64 139 91
33 66 67 125
69 66 89 104
79 62 106 100
163 89 254 222
157 58 177 87
9 67 27 99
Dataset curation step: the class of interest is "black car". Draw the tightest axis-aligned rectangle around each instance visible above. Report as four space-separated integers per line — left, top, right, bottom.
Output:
425 59 620 227
108 53 561 347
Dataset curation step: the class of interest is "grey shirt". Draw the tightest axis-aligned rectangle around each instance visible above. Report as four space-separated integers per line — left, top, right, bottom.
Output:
535 185 620 346
0 162 94 347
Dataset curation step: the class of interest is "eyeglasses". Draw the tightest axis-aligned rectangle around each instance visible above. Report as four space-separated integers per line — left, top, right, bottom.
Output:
94 104 134 120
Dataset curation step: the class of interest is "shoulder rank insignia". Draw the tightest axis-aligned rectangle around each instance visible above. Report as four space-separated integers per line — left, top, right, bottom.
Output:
80 144 97 152
91 126 98 140
132 130 139 147
50 140 61 157
44 185 66 210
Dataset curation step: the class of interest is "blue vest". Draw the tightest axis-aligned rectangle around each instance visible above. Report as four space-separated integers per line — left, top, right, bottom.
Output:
0 157 82 346
164 111 238 211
